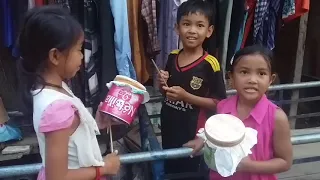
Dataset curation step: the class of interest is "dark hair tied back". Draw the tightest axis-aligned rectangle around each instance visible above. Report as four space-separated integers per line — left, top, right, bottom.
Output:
17 5 83 115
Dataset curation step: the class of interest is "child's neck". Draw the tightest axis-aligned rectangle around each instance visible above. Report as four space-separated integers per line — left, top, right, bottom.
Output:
237 96 258 120
42 71 63 88
178 46 204 66
182 46 203 57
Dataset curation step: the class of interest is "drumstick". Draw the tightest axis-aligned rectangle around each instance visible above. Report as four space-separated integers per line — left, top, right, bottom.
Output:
109 127 114 153
150 58 168 87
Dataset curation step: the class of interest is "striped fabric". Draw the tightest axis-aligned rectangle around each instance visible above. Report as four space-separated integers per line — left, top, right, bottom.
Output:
254 0 281 50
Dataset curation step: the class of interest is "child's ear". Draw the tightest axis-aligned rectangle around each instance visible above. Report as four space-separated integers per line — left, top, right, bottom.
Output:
48 48 61 66
270 73 277 85
228 71 234 88
206 25 214 38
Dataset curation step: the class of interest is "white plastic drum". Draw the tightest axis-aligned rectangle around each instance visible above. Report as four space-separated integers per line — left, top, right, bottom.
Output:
203 114 246 170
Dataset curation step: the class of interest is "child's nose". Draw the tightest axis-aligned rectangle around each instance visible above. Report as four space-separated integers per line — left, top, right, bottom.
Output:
248 75 258 83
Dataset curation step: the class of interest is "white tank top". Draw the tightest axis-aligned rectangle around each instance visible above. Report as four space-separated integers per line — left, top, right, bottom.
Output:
32 82 104 169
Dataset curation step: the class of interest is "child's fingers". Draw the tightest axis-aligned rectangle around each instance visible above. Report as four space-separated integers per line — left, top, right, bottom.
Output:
162 86 170 91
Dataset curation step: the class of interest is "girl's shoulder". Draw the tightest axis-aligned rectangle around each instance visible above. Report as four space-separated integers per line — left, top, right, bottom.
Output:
217 96 237 113
38 99 77 133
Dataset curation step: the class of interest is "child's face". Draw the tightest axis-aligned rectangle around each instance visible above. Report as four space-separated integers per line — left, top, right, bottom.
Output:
51 33 84 79
230 54 275 102
176 12 213 49
64 34 84 79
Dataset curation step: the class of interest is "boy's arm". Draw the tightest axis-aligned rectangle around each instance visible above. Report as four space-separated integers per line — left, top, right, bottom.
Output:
183 67 227 110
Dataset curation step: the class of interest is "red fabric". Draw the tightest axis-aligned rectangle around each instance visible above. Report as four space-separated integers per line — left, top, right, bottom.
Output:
35 0 44 6
241 0 256 48
196 108 207 132
283 0 310 22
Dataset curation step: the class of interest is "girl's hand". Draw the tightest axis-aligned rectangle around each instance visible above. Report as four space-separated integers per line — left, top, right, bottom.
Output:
96 103 123 129
158 70 169 86
237 156 253 171
162 86 188 102
102 151 121 175
183 138 205 157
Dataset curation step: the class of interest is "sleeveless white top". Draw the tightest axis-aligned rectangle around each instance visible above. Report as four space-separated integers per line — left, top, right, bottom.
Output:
32 82 104 169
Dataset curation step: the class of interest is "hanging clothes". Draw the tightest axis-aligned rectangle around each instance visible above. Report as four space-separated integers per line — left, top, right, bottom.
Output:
154 0 179 88
1 0 28 58
283 0 309 22
35 0 44 6
51 0 70 9
82 0 101 108
141 0 160 56
241 0 256 48
28 0 35 9
127 0 150 84
1 0 13 48
225 0 246 71
254 0 281 50
282 0 295 19
110 0 136 80
99 0 118 101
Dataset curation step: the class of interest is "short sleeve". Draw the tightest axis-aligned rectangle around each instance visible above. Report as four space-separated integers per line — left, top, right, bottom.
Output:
208 67 227 101
165 54 175 72
39 100 77 133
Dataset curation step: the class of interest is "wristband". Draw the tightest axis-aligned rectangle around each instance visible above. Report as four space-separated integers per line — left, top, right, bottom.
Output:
95 167 101 180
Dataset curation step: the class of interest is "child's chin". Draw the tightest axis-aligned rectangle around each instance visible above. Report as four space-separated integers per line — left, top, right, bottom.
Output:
242 94 261 101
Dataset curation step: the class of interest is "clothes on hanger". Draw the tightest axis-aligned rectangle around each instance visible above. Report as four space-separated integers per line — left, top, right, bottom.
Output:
282 0 295 19
141 0 160 56
254 0 281 50
99 0 118 101
110 0 137 80
127 0 150 84
283 0 309 22
28 0 35 9
35 0 44 6
154 0 179 87
83 0 101 108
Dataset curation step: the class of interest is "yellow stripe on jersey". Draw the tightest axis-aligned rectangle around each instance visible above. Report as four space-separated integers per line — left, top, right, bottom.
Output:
205 55 220 72
170 49 181 55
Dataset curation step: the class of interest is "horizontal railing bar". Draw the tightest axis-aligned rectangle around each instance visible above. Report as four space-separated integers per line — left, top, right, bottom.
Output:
150 81 320 102
1 133 320 178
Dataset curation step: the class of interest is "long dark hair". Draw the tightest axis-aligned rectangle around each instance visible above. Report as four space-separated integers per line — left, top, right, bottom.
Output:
17 6 83 115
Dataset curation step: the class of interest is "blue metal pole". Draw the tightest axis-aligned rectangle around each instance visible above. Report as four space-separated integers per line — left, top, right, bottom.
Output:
1 132 320 178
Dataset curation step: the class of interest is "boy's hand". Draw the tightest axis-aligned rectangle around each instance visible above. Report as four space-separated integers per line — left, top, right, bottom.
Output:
183 138 205 157
157 70 169 86
162 86 188 101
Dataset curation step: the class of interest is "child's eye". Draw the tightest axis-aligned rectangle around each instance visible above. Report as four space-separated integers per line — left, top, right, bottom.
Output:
198 24 204 27
183 23 190 26
240 71 248 74
259 72 267 76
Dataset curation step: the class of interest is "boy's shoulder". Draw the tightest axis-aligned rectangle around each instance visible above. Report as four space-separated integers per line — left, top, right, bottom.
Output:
203 53 221 73
169 49 181 55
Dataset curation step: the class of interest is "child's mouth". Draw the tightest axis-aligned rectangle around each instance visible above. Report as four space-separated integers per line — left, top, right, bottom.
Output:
186 37 197 40
244 88 258 93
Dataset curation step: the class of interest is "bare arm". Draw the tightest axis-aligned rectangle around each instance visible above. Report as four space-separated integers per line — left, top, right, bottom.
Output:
183 92 218 110
45 116 102 180
238 109 293 174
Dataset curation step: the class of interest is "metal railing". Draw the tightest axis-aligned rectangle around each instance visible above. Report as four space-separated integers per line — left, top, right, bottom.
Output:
2 81 320 178
1 133 320 178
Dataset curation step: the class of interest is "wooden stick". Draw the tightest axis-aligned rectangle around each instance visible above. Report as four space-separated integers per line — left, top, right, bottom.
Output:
109 127 114 153
150 58 168 87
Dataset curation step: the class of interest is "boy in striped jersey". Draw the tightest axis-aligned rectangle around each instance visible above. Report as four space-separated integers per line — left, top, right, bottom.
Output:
158 0 226 179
